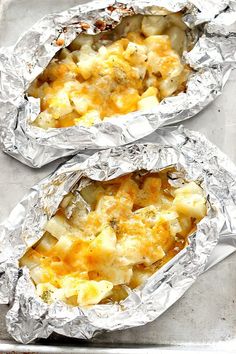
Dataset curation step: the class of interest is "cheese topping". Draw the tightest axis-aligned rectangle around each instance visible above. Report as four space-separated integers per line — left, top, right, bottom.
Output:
28 13 190 129
20 169 206 307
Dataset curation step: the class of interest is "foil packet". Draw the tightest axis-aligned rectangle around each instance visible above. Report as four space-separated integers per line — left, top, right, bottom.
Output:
0 0 236 167
0 126 236 343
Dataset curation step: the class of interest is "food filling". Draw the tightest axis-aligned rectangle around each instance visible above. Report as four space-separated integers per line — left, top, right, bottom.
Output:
20 169 206 307
28 13 191 128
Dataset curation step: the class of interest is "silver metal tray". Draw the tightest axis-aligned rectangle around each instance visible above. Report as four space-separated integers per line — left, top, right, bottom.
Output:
0 0 236 352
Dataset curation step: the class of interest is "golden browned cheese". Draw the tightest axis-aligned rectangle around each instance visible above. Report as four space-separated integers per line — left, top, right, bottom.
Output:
20 169 206 307
28 13 191 129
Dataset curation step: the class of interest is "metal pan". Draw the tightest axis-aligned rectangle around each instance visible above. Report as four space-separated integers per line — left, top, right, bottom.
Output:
0 0 236 352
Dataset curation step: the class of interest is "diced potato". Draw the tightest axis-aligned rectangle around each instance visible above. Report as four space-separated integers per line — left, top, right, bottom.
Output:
107 285 129 302
77 46 97 80
58 111 80 128
33 111 56 129
136 177 162 207
178 215 192 237
29 12 191 130
141 86 158 98
145 35 170 52
159 55 183 79
27 79 50 99
30 266 48 284
36 283 57 303
130 267 153 288
146 50 162 75
149 210 181 237
117 229 165 266
115 15 143 37
50 235 74 260
123 42 147 64
145 74 159 88
91 225 116 252
51 288 67 303
76 280 113 306
60 277 87 298
96 195 117 214
159 76 180 98
69 201 89 227
142 15 168 36
126 32 144 44
106 40 127 56
173 182 206 219
42 61 74 82
98 45 108 57
152 221 175 252
48 90 73 118
96 265 133 286
69 34 94 51
173 193 206 219
44 214 72 240
70 94 91 115
20 249 41 269
168 217 182 237
27 80 39 97
174 182 204 196
138 96 159 110
87 225 117 267
96 194 133 220
159 194 173 209
75 110 101 127
110 89 140 114
58 48 72 61
165 26 186 55
143 176 162 197
167 13 187 31
60 192 74 209
80 183 105 207
20 164 205 307
34 232 57 254
63 80 82 92
36 82 50 100
78 57 95 80
134 204 158 217
117 178 139 201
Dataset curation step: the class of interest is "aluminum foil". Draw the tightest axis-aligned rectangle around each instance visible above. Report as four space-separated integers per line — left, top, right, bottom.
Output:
0 0 236 167
0 126 236 344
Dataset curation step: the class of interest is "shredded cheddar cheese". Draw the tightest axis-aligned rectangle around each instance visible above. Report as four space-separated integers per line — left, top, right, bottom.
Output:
28 13 191 129
20 169 206 307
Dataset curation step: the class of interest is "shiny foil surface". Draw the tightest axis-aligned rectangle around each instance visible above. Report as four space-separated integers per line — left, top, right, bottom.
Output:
0 0 235 167
0 126 236 343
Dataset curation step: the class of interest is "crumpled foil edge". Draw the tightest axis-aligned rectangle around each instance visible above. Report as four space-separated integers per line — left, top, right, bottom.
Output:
0 0 235 167
0 125 236 343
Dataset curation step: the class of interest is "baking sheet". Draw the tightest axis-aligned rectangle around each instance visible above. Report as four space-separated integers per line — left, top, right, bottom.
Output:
0 0 236 352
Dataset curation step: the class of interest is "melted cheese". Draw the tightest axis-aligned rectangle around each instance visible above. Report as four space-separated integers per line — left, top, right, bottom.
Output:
28 13 190 129
20 169 206 307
